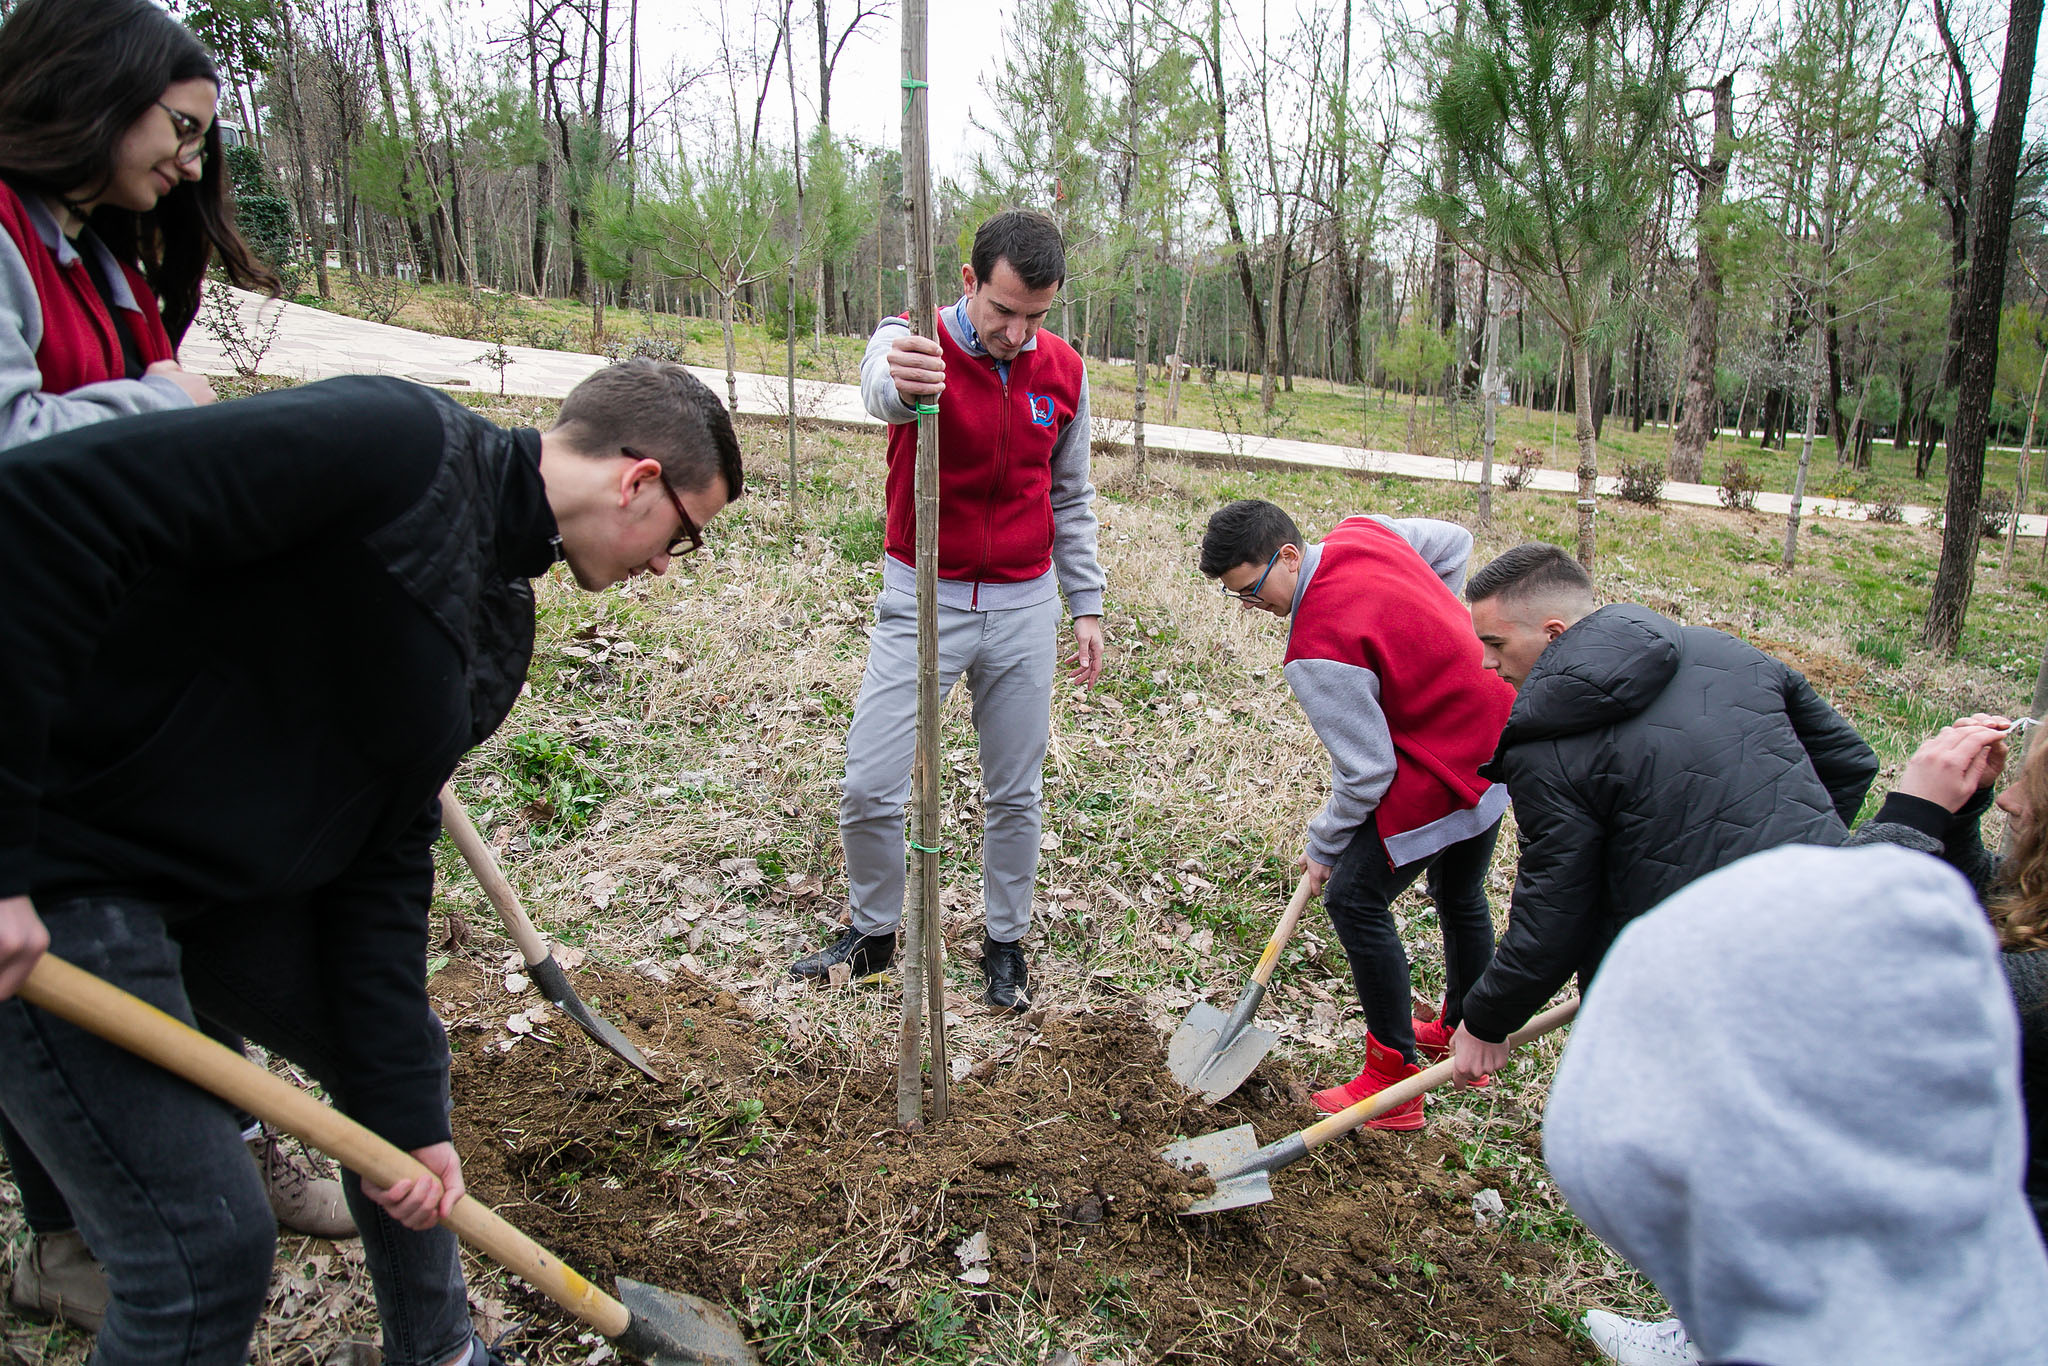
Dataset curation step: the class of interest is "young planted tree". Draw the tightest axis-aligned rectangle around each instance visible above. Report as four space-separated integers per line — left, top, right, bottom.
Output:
1427 0 1706 569
1382 311 1455 452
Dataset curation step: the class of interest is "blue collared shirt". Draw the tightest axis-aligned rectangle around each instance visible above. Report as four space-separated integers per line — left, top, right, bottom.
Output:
949 294 1038 385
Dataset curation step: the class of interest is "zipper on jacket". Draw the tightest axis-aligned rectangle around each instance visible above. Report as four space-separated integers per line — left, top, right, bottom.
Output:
975 356 1011 601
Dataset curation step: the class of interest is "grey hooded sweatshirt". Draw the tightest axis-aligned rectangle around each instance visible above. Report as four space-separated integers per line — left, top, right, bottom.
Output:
1545 844 2048 1366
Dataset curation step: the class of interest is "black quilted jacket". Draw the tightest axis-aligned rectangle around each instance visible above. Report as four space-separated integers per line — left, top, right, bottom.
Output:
0 376 556 1147
1459 604 1878 1042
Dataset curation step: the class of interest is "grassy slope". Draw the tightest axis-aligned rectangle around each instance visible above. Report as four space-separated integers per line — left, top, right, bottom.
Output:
442 403 2041 1358
8 373 2042 1364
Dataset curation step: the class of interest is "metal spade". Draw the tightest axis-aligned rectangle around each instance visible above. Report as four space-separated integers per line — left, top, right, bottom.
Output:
440 786 662 1082
1167 872 1316 1103
1163 998 1580 1213
20 953 758 1364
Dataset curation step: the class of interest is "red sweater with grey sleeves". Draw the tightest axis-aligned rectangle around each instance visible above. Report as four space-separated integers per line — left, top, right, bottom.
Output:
1283 516 1515 869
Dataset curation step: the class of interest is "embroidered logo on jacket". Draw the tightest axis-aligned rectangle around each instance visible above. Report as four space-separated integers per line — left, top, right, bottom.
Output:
1027 392 1056 427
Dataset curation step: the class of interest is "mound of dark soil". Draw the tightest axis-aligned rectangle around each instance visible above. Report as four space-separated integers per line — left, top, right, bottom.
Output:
437 962 1580 1365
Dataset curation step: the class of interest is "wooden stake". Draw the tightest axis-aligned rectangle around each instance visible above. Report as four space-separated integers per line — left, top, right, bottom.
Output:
897 0 949 1127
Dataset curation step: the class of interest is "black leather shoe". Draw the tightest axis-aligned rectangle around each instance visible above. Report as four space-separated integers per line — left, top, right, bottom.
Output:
981 935 1032 1012
789 926 896 982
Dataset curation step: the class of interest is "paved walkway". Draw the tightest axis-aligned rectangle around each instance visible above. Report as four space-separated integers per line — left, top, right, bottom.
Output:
181 289 2041 537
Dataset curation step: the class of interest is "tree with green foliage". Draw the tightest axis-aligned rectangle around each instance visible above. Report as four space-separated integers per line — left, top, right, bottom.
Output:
1425 0 1707 569
223 141 296 285
1382 312 1456 453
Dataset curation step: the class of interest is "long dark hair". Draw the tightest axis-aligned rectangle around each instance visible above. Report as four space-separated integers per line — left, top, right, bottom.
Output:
0 0 278 343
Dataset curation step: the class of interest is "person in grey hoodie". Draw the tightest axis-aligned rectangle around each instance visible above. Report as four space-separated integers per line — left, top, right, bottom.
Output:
1545 843 2048 1366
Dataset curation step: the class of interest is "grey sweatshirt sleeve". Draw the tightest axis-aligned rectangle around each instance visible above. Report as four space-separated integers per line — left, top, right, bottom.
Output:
0 222 192 444
1374 516 1474 594
860 315 917 425
1285 656 1396 866
1049 376 1104 618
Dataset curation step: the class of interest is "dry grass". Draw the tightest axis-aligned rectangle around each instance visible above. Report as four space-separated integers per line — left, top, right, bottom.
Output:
7 407 2042 1363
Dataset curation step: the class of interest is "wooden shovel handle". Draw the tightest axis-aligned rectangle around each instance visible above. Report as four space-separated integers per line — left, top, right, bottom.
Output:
1249 871 1318 988
439 784 550 968
18 953 632 1339
1298 997 1581 1153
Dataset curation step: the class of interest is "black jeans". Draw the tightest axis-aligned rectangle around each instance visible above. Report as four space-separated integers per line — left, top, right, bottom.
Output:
1 1018 253 1235
0 896 471 1366
1323 815 1502 1065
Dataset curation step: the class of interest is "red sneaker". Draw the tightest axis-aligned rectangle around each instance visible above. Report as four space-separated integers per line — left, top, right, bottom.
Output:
1311 1035 1425 1130
1413 1013 1455 1061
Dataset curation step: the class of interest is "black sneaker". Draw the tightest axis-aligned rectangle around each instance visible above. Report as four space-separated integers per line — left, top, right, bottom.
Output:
789 926 896 982
981 935 1032 1012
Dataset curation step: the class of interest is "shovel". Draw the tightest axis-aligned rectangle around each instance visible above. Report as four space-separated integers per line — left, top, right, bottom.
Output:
1162 997 1580 1214
18 952 758 1365
440 785 662 1082
1167 871 1316 1103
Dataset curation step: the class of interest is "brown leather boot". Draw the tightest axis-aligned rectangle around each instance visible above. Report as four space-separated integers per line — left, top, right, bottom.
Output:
254 1131 358 1240
8 1228 109 1333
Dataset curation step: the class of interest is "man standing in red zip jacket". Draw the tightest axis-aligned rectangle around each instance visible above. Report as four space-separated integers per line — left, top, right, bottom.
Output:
791 210 1106 1012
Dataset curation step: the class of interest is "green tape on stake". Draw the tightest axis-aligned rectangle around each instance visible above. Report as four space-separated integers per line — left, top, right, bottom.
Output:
901 76 928 115
915 402 940 415
909 840 942 854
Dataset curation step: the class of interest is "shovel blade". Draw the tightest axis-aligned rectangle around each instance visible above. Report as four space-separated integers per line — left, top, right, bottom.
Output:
1166 1003 1278 1104
1159 1123 1274 1214
613 1277 760 1365
526 954 664 1082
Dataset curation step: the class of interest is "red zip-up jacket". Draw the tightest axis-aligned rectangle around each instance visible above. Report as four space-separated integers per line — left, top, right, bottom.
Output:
0 178 174 393
869 304 1100 614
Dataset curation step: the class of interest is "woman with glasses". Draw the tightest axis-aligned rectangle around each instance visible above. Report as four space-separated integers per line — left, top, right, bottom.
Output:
0 0 276 443
0 0 340 1339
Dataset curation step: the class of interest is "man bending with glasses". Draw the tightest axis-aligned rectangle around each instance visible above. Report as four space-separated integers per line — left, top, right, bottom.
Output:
790 210 1106 1013
0 359 739 1366
1198 499 1512 1131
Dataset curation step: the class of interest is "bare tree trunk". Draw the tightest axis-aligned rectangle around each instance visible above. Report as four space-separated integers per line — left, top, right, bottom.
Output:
1672 75 1731 483
1782 325 1825 572
1260 236 1284 414
1479 296 1500 525
1573 338 1598 570
2005 347 2048 571
276 1 329 300
1133 256 1148 481
1925 0 2042 652
365 0 430 275
1167 261 1193 421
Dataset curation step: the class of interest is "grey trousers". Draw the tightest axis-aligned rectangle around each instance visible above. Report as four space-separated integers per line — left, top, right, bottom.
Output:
839 587 1062 942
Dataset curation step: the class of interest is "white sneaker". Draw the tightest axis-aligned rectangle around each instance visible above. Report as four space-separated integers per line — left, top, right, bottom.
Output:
1582 1311 1702 1365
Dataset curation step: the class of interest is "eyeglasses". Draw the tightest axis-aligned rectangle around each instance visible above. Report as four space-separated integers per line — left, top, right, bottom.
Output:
1220 546 1284 604
157 102 209 169
626 447 703 557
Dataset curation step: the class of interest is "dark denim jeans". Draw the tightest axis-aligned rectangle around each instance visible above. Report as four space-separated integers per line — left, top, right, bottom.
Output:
1 1017 252 1235
1322 815 1502 1064
0 896 471 1366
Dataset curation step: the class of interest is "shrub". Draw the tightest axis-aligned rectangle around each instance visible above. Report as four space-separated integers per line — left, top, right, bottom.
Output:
601 333 686 363
345 270 417 326
1617 459 1665 506
1501 443 1545 492
1981 487 2016 539
1866 493 1905 525
1718 458 1764 512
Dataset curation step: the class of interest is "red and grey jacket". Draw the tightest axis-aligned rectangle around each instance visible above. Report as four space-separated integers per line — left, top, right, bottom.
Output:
0 178 186 446
860 299 1104 616
1283 516 1515 868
